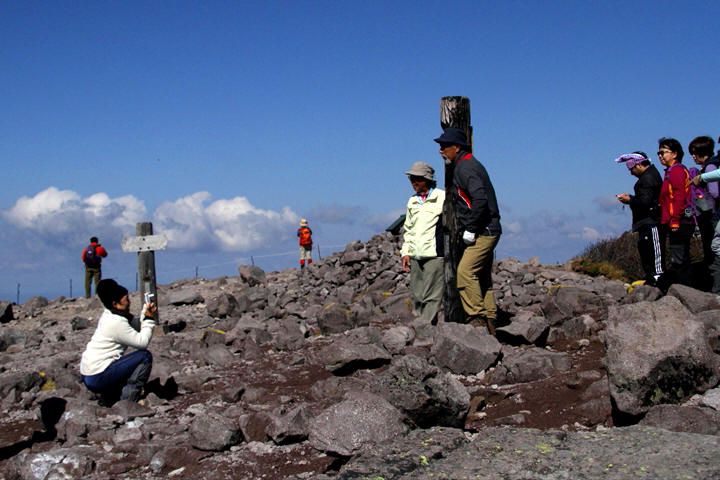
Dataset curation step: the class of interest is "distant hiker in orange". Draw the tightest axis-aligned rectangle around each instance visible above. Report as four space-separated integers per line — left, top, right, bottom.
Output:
82 236 108 298
297 219 313 268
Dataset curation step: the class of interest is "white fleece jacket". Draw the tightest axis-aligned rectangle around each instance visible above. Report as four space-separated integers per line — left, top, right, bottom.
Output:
80 308 155 376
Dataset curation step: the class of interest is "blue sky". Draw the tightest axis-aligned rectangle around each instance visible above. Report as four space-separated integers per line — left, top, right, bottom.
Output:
2 1 719 301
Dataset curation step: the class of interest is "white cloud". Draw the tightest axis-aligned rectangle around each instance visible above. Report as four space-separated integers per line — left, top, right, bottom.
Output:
2 187 147 247
595 195 625 214
153 192 299 251
581 227 601 241
2 187 300 253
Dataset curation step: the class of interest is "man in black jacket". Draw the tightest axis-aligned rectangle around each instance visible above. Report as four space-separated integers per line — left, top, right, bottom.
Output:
435 128 502 333
616 152 664 285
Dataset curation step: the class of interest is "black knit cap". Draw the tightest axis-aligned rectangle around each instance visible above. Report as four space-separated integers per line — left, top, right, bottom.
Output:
96 279 128 309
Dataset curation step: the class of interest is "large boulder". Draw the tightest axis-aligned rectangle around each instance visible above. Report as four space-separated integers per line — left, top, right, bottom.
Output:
541 286 608 326
495 310 548 345
334 425 720 480
189 411 243 451
431 322 501 375
308 391 409 456
605 296 720 416
494 347 572 384
238 264 266 287
639 404 720 435
667 283 720 313
368 355 470 428
315 339 391 375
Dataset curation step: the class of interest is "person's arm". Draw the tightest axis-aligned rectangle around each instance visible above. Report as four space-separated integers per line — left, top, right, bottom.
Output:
463 165 492 234
400 198 414 270
111 308 156 349
704 164 720 198
97 245 108 257
701 168 720 183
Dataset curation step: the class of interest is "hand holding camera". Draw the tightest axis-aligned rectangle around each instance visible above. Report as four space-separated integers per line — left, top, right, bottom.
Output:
142 293 157 319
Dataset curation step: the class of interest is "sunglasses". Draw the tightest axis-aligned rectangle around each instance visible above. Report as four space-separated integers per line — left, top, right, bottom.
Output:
439 143 453 150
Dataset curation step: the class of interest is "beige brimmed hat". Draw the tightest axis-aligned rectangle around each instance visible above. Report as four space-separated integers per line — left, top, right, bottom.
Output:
299 218 308 226
404 161 435 181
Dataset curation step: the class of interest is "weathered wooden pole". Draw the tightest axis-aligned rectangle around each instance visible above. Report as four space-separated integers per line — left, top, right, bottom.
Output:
440 96 472 324
136 223 158 318
121 222 167 327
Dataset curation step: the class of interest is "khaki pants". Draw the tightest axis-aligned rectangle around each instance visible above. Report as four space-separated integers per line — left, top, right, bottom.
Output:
85 267 101 298
410 257 444 323
457 235 499 320
299 245 312 261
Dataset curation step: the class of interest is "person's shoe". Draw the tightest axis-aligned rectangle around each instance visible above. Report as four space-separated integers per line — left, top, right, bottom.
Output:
486 318 497 336
467 315 487 328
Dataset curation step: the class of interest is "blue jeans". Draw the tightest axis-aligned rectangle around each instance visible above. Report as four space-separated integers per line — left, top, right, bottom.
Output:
83 350 152 402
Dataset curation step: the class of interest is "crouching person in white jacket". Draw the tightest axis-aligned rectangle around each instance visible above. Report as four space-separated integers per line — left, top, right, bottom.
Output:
80 279 157 405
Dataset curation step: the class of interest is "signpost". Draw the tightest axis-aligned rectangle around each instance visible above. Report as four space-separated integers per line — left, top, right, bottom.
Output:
440 96 472 324
121 222 167 324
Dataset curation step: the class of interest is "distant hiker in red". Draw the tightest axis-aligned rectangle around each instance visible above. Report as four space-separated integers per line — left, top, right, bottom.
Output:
82 236 108 298
297 219 313 268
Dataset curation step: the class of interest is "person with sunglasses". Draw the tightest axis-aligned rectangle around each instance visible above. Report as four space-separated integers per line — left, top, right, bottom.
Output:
400 161 445 324
657 137 694 287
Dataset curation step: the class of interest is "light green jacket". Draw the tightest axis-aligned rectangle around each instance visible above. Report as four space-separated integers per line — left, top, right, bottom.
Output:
400 188 445 258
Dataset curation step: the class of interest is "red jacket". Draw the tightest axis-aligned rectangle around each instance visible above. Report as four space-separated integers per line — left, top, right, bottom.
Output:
82 242 108 266
659 163 692 229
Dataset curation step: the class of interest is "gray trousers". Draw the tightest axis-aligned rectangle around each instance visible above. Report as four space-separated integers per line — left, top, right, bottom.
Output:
410 257 444 323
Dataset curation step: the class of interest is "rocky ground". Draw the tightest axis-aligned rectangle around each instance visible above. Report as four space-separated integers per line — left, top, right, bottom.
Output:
1 232 720 479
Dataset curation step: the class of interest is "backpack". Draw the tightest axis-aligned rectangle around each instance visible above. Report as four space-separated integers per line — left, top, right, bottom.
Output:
688 167 714 214
84 244 101 267
298 227 312 246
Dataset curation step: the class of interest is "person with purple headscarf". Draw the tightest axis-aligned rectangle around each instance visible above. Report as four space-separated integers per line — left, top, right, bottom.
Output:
615 152 665 285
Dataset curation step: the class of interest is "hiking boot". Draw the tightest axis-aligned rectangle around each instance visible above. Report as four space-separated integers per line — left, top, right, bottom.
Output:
467 315 487 328
486 318 497 336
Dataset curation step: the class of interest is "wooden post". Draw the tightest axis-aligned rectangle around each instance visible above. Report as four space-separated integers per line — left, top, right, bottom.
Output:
440 96 472 324
136 222 159 323
121 223 167 328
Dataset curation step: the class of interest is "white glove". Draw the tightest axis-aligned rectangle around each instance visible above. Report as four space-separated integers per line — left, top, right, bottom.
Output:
462 230 476 245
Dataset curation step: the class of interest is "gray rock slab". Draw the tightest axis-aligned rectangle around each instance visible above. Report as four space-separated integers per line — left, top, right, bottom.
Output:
605 296 720 415
335 425 720 480
496 311 548 344
238 264 266 287
667 283 720 313
13 447 96 480
308 391 409 456
639 404 720 435
700 388 720 410
316 339 391 374
368 355 470 428
431 322 501 375
266 403 312 444
498 347 572 384
189 411 243 451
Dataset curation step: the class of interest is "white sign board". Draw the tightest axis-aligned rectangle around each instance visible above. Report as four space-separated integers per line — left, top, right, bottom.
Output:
121 234 168 253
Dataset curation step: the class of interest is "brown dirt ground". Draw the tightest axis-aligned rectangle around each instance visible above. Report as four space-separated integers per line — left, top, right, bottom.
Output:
0 340 610 479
